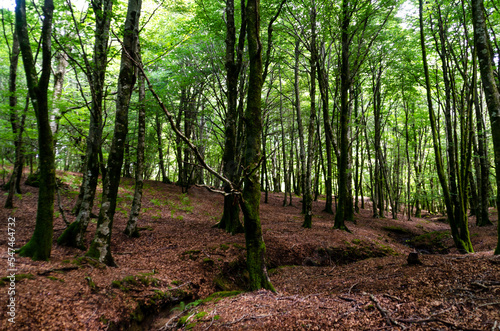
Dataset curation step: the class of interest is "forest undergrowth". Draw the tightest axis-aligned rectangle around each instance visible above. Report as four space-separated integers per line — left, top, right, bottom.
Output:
0 170 499 330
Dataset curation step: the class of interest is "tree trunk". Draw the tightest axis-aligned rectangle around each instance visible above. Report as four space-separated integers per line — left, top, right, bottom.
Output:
419 0 472 253
15 0 56 260
125 63 146 238
302 3 317 228
317 43 333 214
86 0 142 265
155 110 169 183
58 0 113 248
334 0 351 231
240 0 274 291
471 0 500 254
217 0 245 234
5 22 22 209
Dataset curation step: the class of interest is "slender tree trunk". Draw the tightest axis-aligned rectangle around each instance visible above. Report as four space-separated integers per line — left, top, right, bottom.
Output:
302 4 317 228
155 111 169 183
317 43 333 214
5 23 21 209
217 0 245 234
279 66 289 207
15 0 56 260
472 55 492 226
86 0 142 265
334 0 351 231
419 0 472 253
294 39 307 217
471 0 500 254
240 0 274 291
50 52 68 142
125 64 146 238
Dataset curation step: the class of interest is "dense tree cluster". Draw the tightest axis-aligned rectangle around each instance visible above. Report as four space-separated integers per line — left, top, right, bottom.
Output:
1 0 499 288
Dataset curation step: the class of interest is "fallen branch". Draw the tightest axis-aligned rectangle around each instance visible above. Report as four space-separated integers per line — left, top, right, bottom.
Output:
364 292 405 329
37 266 79 275
396 317 482 331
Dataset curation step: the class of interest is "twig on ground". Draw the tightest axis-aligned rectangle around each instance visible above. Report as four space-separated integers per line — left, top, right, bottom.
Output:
203 308 217 331
348 282 358 295
383 294 402 302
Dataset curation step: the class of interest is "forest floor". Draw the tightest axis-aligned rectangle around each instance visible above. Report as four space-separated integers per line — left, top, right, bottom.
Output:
0 170 499 330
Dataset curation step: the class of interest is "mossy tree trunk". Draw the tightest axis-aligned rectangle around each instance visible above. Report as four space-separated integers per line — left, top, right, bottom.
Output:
471 0 500 254
15 0 55 261
86 0 142 265
240 0 274 292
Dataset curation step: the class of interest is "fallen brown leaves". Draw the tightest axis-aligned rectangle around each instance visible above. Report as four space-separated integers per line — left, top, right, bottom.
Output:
0 171 499 330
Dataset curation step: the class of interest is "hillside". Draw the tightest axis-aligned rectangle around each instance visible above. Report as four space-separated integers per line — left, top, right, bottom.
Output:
1 171 499 330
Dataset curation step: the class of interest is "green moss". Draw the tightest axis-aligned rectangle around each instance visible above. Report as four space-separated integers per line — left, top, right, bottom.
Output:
202 258 214 266
0 273 34 286
219 244 229 250
47 276 65 282
71 256 106 269
203 290 243 303
171 280 182 286
86 276 97 291
231 243 246 250
111 272 159 292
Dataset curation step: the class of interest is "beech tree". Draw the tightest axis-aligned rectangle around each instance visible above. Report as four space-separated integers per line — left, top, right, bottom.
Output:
15 0 56 260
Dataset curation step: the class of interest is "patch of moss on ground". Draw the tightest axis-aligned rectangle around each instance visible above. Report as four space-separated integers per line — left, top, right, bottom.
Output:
112 272 159 292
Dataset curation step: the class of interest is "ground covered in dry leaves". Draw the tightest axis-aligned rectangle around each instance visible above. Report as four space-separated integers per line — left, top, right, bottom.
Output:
1 171 499 330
